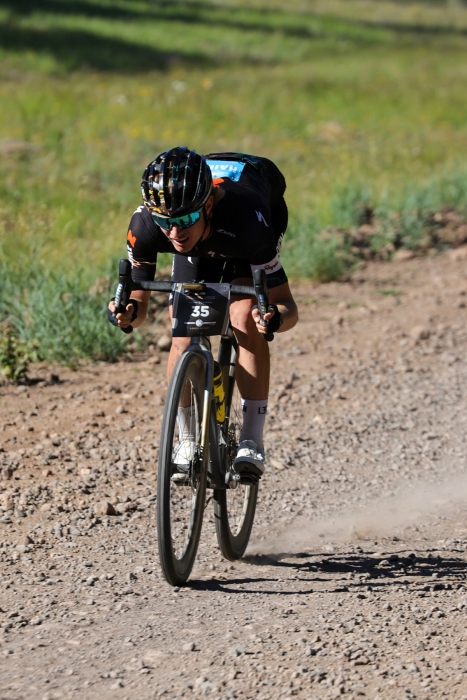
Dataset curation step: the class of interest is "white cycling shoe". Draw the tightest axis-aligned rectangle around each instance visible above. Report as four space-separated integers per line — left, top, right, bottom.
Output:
233 440 265 479
171 439 194 483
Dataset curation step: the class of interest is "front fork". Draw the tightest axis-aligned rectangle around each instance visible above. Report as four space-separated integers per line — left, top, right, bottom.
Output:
214 333 239 489
187 337 225 490
189 334 238 490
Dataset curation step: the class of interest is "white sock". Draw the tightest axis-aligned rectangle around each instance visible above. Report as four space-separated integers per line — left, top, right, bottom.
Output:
240 399 268 449
177 406 196 442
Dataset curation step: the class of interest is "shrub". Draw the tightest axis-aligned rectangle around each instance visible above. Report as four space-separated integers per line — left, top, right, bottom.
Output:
0 324 37 381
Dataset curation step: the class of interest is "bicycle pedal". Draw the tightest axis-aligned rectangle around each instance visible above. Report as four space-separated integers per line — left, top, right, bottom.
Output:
225 470 241 488
171 475 190 486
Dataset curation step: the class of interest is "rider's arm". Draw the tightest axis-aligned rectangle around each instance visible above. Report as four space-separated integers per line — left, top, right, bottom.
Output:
108 289 151 330
109 207 164 329
269 281 298 332
252 281 298 335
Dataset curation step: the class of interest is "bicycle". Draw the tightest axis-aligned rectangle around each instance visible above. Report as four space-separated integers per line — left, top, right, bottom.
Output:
113 259 274 586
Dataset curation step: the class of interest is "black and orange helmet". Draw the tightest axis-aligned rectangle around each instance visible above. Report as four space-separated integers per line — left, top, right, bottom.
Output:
141 146 212 218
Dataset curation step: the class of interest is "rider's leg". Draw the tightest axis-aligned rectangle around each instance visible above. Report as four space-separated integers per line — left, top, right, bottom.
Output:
230 284 269 452
168 253 195 404
229 294 270 399
167 324 191 383
167 308 194 454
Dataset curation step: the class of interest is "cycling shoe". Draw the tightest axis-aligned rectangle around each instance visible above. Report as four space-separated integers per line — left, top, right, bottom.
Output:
233 440 265 479
171 440 194 484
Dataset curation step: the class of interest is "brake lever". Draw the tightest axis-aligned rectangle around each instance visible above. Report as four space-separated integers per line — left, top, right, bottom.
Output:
253 268 274 342
114 258 133 334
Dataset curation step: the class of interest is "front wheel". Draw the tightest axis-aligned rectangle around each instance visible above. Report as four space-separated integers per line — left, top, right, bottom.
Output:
214 373 258 560
157 350 208 586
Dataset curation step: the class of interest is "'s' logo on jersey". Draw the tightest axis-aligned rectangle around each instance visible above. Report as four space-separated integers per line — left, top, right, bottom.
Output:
255 211 269 227
127 230 137 247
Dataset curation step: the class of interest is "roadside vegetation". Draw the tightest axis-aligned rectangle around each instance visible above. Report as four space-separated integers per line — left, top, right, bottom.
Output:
1 0 467 372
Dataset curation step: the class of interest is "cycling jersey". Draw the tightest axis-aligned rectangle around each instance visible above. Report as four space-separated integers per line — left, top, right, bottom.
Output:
126 162 289 289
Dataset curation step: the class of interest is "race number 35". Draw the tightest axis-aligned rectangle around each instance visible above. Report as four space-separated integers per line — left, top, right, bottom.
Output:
191 305 209 317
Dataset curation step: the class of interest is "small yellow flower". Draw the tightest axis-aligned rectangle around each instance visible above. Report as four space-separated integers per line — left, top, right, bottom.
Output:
201 77 213 91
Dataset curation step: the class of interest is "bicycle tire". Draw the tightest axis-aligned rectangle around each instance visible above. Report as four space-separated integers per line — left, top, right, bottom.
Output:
157 350 208 585
214 364 258 561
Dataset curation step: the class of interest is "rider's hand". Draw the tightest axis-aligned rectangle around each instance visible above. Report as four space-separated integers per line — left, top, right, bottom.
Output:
251 305 277 335
108 299 136 329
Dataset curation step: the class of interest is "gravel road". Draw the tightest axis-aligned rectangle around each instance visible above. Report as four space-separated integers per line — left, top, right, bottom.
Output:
1 251 467 700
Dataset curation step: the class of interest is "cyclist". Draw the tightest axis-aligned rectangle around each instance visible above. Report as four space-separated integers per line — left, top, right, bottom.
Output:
109 147 298 480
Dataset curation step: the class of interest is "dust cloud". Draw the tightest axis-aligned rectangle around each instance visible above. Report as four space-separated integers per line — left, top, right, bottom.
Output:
252 471 467 555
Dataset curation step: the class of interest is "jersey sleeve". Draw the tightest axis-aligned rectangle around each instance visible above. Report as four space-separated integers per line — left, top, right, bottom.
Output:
125 206 159 283
248 223 288 289
249 250 288 289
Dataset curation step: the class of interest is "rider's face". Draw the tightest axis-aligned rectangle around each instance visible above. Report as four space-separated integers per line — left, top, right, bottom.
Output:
165 217 205 252
163 195 214 253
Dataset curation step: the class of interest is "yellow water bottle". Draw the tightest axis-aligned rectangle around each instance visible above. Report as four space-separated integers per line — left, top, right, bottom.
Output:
212 361 225 423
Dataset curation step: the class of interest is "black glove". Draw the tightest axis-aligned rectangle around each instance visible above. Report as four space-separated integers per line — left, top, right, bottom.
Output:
107 298 139 331
251 303 283 333
265 304 283 333
108 298 118 327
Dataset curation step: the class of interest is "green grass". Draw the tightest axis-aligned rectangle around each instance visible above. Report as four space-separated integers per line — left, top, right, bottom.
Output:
2 0 467 367
0 253 128 370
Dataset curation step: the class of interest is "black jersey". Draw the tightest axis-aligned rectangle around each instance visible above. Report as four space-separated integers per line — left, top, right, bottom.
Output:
126 162 288 289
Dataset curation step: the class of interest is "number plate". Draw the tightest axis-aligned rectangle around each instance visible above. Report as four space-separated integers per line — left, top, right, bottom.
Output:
171 283 231 337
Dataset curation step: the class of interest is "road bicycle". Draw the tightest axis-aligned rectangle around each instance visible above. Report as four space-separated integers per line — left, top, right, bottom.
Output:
113 259 273 586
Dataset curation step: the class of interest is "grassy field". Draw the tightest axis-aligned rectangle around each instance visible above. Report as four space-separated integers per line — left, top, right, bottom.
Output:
1 0 467 368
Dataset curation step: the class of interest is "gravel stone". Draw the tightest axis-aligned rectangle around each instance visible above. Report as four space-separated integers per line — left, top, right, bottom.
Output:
93 501 116 517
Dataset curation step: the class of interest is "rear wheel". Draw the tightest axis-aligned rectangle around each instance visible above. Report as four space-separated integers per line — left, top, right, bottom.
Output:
157 350 207 585
214 370 258 560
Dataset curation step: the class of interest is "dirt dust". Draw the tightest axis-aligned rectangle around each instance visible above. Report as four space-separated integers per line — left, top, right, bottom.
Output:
255 471 467 554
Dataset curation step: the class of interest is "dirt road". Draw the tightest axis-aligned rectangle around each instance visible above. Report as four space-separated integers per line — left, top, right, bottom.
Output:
2 251 467 700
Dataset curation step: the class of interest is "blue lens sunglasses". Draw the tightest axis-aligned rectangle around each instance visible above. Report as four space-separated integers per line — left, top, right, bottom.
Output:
151 207 203 231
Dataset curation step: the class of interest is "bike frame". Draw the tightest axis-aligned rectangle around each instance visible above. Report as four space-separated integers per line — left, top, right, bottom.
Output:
183 333 238 491
120 270 269 490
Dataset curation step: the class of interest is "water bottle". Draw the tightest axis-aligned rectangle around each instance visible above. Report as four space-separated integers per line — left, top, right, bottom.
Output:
212 361 225 423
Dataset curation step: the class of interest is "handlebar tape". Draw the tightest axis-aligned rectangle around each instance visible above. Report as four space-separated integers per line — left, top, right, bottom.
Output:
111 259 136 334
253 269 274 342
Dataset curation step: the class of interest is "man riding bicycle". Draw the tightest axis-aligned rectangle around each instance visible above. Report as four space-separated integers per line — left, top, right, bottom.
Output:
109 147 298 480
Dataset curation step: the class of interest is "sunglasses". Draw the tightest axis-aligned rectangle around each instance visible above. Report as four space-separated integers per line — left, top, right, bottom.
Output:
151 208 202 231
